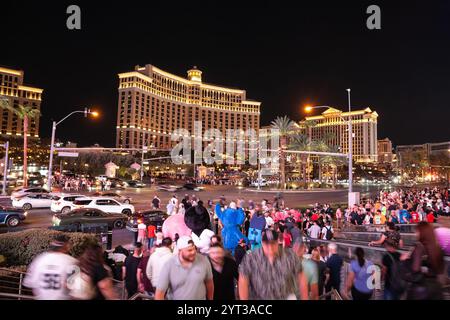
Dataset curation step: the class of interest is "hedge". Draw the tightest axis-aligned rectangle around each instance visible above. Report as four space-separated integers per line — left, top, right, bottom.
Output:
0 228 99 267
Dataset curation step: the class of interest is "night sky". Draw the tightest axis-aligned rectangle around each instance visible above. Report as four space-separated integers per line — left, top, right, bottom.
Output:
1 1 450 147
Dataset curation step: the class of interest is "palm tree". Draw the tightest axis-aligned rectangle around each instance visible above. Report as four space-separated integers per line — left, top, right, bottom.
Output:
0 99 41 187
271 116 295 189
288 132 310 187
318 145 346 188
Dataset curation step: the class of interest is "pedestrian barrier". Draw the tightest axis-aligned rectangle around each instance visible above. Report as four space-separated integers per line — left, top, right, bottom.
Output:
319 289 342 300
0 267 32 300
128 292 154 300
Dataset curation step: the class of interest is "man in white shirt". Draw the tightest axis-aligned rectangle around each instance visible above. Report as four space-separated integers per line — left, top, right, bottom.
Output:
308 221 321 239
23 235 78 300
321 221 334 240
146 237 174 290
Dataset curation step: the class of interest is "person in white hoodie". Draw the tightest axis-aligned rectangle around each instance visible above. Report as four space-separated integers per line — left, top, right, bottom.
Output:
146 237 173 291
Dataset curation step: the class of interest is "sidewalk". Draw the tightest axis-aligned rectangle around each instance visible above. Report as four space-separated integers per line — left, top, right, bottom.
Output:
245 188 347 193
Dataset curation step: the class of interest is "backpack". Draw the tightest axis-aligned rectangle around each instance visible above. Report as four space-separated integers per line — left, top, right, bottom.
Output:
324 226 333 240
387 252 407 294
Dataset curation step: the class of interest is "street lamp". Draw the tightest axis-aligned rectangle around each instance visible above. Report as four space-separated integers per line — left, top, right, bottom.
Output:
304 89 355 208
47 108 99 190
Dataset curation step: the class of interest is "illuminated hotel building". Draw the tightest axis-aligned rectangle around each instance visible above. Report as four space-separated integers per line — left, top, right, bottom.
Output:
0 66 43 138
299 107 378 163
116 65 261 149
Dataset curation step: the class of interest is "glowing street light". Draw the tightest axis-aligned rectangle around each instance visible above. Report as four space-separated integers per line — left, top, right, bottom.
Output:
47 107 99 190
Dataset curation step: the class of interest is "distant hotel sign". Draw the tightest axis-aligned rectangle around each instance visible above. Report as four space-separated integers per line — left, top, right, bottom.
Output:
58 152 79 158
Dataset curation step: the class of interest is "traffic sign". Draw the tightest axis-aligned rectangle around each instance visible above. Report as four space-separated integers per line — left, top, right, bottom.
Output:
58 152 79 157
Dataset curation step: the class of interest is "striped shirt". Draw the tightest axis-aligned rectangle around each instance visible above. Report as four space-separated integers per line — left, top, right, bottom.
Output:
239 247 302 299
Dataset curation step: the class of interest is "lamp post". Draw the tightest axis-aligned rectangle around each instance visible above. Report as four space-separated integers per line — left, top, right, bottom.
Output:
304 91 355 208
1 141 9 195
47 108 98 191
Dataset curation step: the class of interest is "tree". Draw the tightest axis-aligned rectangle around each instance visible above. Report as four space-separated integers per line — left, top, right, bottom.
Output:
1 99 41 187
271 116 295 189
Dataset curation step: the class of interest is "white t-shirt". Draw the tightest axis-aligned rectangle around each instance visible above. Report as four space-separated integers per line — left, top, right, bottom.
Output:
23 252 78 300
321 226 334 239
308 224 321 239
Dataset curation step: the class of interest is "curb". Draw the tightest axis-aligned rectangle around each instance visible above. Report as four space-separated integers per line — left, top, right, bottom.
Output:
245 189 348 193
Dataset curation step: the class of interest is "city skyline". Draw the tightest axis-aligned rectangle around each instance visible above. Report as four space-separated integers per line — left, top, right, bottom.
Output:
1 1 450 147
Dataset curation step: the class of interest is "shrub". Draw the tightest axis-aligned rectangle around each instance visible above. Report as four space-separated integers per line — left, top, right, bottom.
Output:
0 228 99 267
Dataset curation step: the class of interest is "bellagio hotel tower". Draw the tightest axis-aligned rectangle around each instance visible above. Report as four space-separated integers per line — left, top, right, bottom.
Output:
116 65 261 150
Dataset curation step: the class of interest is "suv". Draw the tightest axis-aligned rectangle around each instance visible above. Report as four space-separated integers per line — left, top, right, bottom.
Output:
0 207 27 227
70 197 135 216
51 194 90 213
126 210 168 232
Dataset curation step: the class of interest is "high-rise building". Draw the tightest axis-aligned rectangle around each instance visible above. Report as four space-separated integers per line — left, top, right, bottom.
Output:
116 65 261 149
378 138 394 165
299 107 378 163
0 66 43 139
396 141 450 168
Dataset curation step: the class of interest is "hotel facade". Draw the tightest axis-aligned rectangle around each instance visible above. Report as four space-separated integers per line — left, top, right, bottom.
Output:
116 65 261 150
0 66 43 139
299 107 379 163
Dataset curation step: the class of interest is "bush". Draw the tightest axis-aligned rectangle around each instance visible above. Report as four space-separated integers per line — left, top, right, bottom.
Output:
0 228 99 267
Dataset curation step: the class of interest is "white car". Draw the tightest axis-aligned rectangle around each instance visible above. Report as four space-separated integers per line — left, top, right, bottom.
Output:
12 193 54 210
51 194 90 214
250 179 268 187
157 185 182 192
70 197 135 216
10 187 50 200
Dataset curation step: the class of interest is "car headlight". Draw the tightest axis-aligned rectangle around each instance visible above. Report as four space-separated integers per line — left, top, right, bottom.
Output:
23 211 28 217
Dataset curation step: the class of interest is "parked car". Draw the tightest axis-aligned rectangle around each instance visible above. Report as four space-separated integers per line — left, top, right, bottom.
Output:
183 183 204 191
70 197 135 216
12 193 54 210
0 207 27 227
157 185 182 192
91 192 132 204
125 180 146 188
52 208 128 230
126 210 168 232
51 194 91 213
10 186 50 200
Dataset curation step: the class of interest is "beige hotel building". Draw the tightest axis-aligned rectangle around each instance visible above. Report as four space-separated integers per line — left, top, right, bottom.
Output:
299 107 379 163
116 65 261 149
0 66 43 138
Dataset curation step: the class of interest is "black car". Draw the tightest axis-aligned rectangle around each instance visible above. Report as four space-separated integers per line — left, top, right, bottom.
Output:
0 206 27 227
183 183 204 191
126 210 168 232
126 180 146 188
52 208 128 230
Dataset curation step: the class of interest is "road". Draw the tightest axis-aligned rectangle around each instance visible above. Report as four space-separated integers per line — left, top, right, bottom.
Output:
0 184 385 248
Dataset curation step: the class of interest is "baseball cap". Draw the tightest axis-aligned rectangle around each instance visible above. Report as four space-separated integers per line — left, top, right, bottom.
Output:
177 236 195 250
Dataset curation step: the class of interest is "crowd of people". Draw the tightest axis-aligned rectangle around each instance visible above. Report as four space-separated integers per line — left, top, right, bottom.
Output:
22 186 449 300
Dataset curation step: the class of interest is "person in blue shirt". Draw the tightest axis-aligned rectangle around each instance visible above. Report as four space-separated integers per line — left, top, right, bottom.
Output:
345 247 374 300
399 204 411 224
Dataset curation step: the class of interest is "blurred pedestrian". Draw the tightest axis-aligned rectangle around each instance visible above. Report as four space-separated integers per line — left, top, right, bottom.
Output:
122 243 143 298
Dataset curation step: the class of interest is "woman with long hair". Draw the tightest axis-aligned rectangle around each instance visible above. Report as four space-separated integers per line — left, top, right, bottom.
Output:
345 247 374 300
401 221 445 300
71 243 118 300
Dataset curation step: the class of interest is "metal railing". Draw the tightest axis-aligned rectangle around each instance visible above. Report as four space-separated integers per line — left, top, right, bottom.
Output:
0 268 32 300
0 267 127 300
128 292 154 300
319 289 342 300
